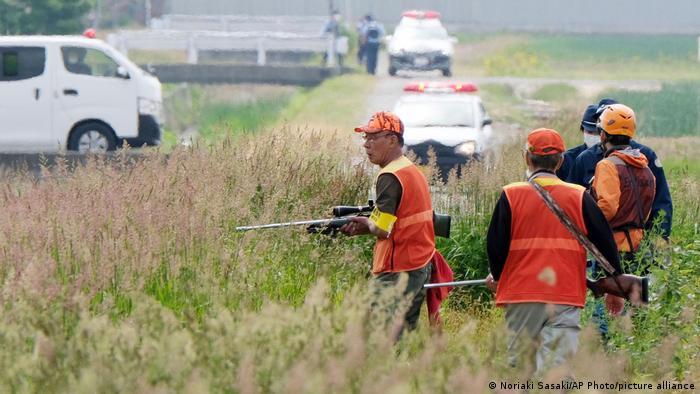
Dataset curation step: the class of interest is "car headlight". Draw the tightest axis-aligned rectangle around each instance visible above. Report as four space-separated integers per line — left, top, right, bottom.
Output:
138 97 161 118
455 141 477 156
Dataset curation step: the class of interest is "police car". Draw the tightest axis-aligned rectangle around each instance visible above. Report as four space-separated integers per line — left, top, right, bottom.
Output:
393 82 493 176
386 11 456 77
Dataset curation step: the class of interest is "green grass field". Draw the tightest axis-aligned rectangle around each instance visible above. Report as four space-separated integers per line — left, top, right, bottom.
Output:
0 34 698 392
196 97 292 141
479 34 700 80
600 83 700 137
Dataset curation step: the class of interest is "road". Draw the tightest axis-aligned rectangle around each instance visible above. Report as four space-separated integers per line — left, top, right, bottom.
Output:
361 47 664 149
361 50 521 154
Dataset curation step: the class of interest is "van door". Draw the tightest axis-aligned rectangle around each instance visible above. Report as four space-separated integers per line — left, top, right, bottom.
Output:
55 46 137 144
0 46 53 151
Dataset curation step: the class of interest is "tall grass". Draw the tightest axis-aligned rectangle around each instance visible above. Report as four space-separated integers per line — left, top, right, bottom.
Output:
0 120 698 391
1 45 699 391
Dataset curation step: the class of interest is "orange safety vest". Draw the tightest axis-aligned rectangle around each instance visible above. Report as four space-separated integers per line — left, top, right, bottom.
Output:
372 156 435 274
496 178 588 307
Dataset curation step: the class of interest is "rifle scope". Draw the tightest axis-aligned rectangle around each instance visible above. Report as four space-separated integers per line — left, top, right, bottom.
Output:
332 199 374 217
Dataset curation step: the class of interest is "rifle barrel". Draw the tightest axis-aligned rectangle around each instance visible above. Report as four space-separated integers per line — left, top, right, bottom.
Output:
235 218 334 231
423 279 487 289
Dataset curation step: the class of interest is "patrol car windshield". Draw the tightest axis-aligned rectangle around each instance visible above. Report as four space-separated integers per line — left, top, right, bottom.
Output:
394 26 448 40
395 100 475 128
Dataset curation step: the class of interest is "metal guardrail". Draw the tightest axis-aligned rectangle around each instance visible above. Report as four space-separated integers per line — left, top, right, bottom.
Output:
153 14 327 35
107 29 348 66
109 14 348 67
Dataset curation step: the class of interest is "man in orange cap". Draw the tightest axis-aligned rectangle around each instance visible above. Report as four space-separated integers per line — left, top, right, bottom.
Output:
341 111 436 337
485 128 621 372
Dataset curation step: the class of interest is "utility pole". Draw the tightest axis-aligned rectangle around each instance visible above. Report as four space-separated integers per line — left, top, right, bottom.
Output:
326 0 337 68
345 0 353 29
145 0 152 27
94 0 102 29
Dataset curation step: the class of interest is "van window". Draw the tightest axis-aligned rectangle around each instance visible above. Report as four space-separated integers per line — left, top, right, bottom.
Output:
61 46 121 78
0 47 46 81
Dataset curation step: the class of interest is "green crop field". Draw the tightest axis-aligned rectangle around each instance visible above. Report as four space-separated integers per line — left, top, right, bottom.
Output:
0 34 698 392
600 83 700 137
478 34 700 80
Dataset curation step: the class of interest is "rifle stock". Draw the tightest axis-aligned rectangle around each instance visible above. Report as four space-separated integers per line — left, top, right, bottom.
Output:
587 274 649 306
433 212 451 238
528 178 650 306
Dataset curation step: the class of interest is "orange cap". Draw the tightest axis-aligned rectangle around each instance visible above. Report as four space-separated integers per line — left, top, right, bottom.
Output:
526 128 565 155
354 111 404 135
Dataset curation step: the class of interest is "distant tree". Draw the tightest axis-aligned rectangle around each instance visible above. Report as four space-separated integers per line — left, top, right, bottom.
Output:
0 0 91 35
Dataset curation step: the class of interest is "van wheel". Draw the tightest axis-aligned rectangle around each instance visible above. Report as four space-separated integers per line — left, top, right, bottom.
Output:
441 68 452 77
67 123 117 154
388 66 397 76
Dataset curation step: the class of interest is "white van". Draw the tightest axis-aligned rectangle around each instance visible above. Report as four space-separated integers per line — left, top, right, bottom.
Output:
0 36 162 153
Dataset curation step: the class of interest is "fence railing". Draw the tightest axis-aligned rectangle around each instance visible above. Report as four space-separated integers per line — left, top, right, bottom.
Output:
152 14 328 36
107 29 348 66
108 14 349 66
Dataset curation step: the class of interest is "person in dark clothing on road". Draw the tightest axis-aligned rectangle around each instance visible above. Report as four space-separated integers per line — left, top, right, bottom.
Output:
356 14 371 65
360 15 384 75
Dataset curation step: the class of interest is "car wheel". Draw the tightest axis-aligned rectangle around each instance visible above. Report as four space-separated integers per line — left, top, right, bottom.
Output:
388 66 397 76
67 122 117 154
442 68 452 77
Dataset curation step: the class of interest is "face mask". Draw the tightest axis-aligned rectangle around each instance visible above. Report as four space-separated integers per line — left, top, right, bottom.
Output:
584 133 600 148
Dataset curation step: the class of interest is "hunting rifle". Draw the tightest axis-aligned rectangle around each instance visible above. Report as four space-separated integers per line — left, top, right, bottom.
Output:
424 180 650 305
528 177 648 305
236 200 452 238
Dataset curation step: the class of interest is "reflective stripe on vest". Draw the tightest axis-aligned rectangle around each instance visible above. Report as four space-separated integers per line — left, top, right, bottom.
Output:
372 156 435 274
496 178 588 307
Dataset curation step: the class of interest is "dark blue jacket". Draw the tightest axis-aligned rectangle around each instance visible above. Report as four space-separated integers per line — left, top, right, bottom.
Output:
556 143 587 180
567 141 673 237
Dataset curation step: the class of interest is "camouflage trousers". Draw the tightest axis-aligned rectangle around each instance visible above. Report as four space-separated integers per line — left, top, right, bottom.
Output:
372 263 432 338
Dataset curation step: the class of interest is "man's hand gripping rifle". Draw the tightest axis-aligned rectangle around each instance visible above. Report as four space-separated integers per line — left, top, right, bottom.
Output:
235 200 452 238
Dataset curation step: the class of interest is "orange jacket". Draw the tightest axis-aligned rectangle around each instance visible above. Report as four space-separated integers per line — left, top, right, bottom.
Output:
372 156 435 274
592 148 655 252
496 178 588 307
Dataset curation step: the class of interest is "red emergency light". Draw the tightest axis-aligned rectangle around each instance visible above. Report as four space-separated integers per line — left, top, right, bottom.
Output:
82 28 96 39
403 82 478 93
401 10 441 19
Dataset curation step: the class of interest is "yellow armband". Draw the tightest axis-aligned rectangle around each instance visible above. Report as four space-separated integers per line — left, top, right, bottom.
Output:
369 207 397 233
